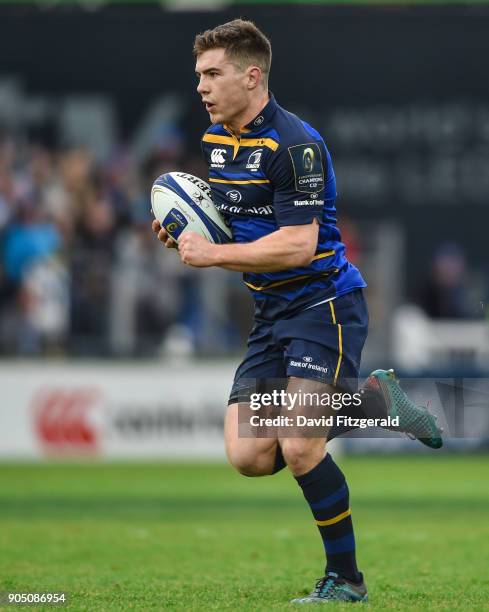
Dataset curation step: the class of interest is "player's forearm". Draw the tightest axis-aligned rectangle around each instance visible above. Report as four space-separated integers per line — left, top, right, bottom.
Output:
212 229 315 272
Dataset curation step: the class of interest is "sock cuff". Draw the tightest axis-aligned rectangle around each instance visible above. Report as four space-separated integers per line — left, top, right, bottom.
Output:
295 452 344 489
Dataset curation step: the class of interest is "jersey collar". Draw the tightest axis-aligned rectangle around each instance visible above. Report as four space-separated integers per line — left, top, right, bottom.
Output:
242 92 278 133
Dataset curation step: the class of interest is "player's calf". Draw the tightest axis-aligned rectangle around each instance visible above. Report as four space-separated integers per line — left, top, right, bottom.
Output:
290 451 363 586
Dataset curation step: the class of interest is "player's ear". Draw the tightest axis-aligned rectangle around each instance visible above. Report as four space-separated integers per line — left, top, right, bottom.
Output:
246 66 262 90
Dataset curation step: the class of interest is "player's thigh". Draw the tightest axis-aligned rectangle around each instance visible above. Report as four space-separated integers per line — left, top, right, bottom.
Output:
224 402 278 474
224 402 277 455
226 324 286 471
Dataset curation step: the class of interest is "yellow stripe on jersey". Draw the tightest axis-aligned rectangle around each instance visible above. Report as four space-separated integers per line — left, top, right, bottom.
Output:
202 133 240 159
244 269 339 292
209 178 271 185
312 250 335 262
223 124 251 135
244 273 314 292
316 508 351 527
201 134 236 146
201 134 280 155
240 137 279 152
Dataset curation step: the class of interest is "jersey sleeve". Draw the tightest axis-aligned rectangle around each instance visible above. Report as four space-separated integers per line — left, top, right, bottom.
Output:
267 141 326 227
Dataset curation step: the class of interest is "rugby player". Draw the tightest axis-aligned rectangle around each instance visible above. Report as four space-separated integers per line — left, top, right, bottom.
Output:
152 19 442 603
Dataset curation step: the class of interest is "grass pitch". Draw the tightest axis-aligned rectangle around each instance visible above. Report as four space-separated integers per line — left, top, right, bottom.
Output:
0 456 488 611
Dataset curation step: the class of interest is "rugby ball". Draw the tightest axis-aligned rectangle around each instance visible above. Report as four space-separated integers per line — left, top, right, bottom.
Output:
151 172 232 244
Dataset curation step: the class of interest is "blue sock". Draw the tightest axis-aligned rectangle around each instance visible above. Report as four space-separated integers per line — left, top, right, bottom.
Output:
272 444 286 474
295 453 361 583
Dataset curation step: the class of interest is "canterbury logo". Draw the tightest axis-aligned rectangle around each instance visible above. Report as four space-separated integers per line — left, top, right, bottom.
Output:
33 388 100 454
211 148 226 164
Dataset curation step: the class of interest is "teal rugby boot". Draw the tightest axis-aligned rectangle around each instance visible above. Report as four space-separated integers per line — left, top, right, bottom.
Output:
291 572 368 604
363 368 443 449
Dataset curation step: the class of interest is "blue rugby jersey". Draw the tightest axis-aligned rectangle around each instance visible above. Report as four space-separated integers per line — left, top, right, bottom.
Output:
200 94 366 320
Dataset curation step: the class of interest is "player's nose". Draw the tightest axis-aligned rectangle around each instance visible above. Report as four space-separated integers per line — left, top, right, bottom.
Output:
196 78 208 95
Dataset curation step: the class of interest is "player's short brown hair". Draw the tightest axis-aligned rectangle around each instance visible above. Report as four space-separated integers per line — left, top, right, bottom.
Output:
193 19 272 84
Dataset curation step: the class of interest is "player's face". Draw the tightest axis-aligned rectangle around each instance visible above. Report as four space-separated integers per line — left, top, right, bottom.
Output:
195 48 250 127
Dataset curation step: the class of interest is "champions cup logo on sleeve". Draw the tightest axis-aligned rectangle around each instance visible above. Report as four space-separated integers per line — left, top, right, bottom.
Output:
288 143 324 194
303 147 315 172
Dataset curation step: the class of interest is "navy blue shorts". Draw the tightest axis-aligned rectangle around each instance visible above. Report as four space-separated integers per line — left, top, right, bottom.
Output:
229 289 368 404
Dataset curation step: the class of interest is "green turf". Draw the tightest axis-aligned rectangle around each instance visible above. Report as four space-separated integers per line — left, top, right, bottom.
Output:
0 456 488 610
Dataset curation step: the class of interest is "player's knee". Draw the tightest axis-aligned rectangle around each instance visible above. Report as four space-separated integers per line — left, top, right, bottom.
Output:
280 438 324 475
229 456 269 477
227 449 273 477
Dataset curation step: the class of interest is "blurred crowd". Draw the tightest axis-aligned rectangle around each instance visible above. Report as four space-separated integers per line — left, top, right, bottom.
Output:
0 135 485 359
0 138 252 357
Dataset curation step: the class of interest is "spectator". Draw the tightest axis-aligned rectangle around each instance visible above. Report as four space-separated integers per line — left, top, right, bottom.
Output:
417 243 472 318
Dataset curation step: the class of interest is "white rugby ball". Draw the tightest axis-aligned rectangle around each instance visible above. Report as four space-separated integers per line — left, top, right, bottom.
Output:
151 172 232 244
